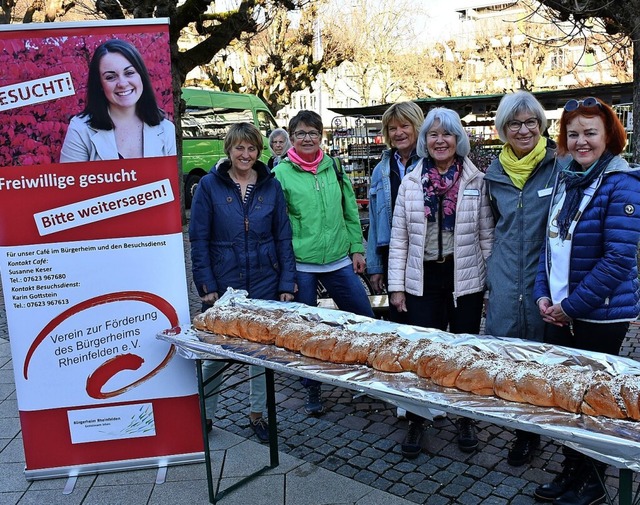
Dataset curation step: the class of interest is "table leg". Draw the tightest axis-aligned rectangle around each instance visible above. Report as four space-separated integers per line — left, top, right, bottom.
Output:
196 360 216 504
265 368 279 467
619 468 632 505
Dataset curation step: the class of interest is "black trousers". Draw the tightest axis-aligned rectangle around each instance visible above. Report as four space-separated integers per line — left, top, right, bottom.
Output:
404 258 484 423
544 319 628 462
404 258 484 334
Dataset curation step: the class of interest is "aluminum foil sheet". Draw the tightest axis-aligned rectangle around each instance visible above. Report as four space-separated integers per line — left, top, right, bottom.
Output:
157 289 640 471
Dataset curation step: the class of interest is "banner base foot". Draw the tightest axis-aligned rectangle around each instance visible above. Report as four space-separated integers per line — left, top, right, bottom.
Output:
62 474 77 495
25 452 204 481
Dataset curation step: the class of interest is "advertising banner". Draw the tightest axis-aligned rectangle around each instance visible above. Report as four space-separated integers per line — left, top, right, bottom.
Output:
0 20 203 477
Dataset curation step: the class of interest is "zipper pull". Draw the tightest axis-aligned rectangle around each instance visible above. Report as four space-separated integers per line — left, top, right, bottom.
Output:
244 217 249 232
315 176 320 191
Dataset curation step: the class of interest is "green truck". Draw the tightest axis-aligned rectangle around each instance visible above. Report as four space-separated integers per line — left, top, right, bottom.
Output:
181 88 279 207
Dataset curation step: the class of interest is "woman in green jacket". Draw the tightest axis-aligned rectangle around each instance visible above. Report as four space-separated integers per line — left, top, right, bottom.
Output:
273 110 374 415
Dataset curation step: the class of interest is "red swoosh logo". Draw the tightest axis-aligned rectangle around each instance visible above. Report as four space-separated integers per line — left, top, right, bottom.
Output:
23 291 179 399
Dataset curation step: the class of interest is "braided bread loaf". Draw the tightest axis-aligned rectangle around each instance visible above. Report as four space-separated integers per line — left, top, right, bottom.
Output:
193 305 640 421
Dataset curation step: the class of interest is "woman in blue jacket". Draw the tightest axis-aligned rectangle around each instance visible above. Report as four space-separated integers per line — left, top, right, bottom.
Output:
189 122 296 442
533 98 640 505
366 101 423 322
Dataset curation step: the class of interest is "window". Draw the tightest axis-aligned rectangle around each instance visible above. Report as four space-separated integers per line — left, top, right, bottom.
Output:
256 110 278 137
550 48 571 69
181 107 253 139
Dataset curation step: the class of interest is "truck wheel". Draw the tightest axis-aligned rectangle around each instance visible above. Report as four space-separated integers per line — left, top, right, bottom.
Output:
185 174 201 208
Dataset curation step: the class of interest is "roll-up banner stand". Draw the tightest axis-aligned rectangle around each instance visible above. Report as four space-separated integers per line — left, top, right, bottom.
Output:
0 20 203 479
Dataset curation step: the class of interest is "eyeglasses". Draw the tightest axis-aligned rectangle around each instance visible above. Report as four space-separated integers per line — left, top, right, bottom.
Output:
506 118 539 132
564 97 601 112
293 130 321 140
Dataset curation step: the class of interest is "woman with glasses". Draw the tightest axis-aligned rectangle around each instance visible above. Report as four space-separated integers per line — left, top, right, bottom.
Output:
484 91 563 467
267 128 292 170
532 97 640 505
388 107 494 458
273 110 374 416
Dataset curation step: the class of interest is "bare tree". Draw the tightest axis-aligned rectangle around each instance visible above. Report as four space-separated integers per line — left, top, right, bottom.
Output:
1 0 338 112
199 2 350 114
530 0 639 160
321 0 418 106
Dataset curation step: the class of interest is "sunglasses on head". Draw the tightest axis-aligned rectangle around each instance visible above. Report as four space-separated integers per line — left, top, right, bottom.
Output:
564 97 602 112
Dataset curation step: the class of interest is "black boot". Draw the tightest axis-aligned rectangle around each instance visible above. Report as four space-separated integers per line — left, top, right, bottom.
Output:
507 430 540 466
304 383 325 415
553 461 606 505
401 420 425 459
534 454 584 501
455 417 478 453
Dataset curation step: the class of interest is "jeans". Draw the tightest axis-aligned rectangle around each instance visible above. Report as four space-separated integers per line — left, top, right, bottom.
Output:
296 264 374 389
202 360 267 419
295 264 375 318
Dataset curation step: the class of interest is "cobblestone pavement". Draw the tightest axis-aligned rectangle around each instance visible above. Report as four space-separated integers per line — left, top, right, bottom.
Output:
181 226 640 505
1 224 639 504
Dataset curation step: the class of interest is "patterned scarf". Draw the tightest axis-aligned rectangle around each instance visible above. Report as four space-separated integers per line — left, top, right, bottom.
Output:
421 156 462 231
557 151 614 240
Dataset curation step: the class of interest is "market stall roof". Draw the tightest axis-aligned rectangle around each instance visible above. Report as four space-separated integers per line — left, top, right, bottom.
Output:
328 82 634 119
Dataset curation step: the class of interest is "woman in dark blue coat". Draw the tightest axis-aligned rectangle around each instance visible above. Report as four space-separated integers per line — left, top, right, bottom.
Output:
189 122 296 442
533 98 640 505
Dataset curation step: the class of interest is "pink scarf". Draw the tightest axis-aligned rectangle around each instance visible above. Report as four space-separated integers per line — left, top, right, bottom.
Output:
287 148 324 174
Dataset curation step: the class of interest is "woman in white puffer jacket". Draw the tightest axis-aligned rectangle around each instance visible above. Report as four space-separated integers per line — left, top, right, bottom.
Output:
388 107 494 455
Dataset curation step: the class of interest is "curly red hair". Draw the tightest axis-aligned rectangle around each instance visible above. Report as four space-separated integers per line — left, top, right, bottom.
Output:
557 98 627 156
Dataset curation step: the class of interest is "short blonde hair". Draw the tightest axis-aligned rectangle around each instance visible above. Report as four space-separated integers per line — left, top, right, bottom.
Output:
224 122 263 157
381 102 424 148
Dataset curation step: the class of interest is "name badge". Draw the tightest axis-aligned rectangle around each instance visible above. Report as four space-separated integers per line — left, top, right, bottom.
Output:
463 189 480 196
538 187 553 197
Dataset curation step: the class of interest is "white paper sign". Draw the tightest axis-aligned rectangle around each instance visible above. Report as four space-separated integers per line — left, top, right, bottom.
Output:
68 403 156 443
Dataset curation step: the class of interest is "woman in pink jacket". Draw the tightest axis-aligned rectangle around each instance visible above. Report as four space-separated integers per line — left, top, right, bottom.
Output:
388 107 494 457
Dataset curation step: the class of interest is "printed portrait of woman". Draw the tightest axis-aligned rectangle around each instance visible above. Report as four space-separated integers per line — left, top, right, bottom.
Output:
60 38 176 162
0 32 174 166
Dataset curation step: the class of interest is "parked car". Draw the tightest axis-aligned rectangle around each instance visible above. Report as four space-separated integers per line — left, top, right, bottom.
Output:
181 88 279 207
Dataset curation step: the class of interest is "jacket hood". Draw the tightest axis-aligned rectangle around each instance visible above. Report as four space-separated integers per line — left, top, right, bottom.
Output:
603 155 640 177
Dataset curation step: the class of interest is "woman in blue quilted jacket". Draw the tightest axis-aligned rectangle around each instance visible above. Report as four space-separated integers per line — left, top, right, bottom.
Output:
189 122 296 442
533 97 640 505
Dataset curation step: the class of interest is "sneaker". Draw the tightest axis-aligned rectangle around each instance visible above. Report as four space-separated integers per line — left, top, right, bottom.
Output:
507 432 540 467
401 421 424 459
304 384 325 415
455 417 478 453
250 416 270 443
